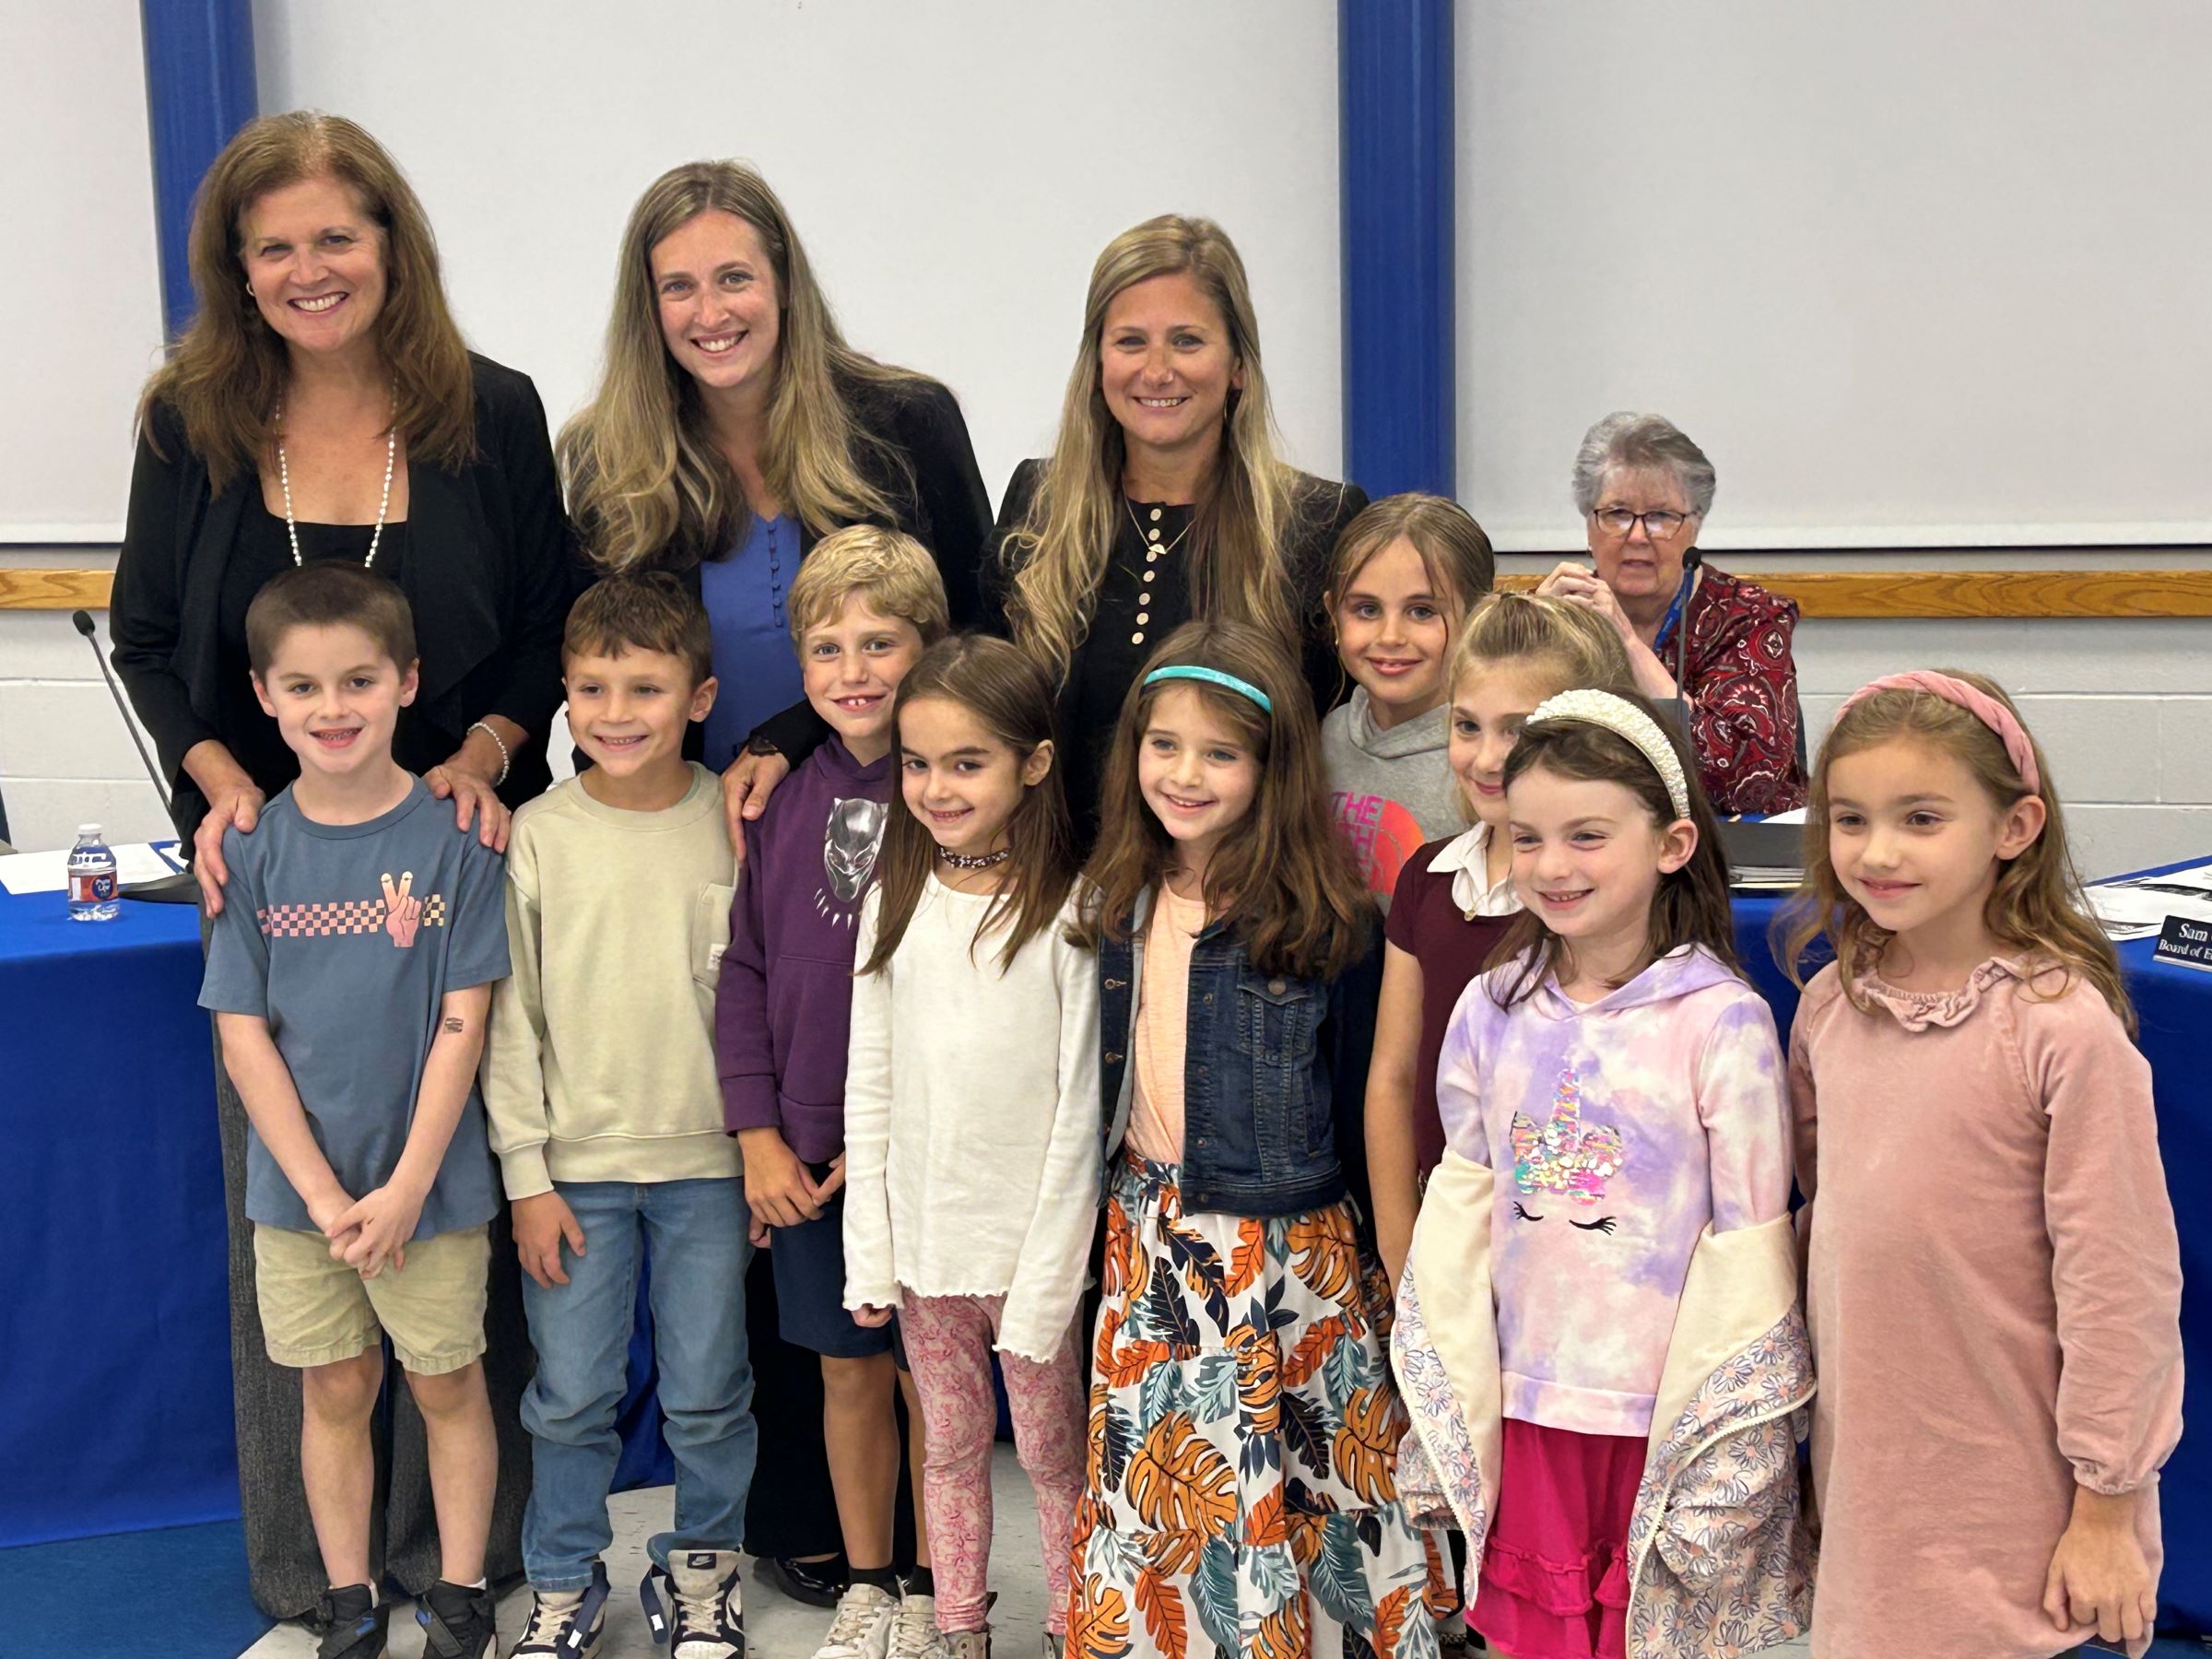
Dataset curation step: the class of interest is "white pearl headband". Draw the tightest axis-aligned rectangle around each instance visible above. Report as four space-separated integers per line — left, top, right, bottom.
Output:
1524 688 1693 821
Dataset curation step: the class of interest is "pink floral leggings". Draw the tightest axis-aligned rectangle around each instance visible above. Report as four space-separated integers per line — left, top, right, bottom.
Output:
899 1292 1085 1633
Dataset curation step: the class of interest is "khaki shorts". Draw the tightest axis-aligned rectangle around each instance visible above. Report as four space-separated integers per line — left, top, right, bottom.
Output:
253 1223 489 1375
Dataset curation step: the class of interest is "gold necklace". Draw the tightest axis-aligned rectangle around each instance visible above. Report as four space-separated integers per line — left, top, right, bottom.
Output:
1124 496 1194 559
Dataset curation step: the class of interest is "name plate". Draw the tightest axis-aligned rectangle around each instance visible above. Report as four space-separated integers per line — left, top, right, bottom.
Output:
2154 914 2212 972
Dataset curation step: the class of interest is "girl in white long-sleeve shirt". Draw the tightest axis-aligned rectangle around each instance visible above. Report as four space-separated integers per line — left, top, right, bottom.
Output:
841 636 1100 1659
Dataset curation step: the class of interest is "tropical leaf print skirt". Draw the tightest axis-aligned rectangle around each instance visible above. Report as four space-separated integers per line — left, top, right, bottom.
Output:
1070 1154 1449 1659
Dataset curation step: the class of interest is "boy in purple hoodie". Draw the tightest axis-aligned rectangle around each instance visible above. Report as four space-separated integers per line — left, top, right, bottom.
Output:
716 526 950 1659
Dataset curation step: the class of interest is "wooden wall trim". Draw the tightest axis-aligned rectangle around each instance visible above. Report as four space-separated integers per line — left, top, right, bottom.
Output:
1491 568 2212 618
0 569 112 610
5 566 2210 619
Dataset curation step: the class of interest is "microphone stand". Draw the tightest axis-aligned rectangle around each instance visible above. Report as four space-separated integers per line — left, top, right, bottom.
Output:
69 609 199 903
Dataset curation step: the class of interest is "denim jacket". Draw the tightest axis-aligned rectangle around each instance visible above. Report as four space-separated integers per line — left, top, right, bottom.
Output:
1098 887 1380 1218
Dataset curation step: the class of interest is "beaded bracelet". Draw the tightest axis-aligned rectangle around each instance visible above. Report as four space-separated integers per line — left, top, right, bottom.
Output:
466 720 512 788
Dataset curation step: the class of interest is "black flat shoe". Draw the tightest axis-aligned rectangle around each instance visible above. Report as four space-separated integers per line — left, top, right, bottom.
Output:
758 1552 848 1608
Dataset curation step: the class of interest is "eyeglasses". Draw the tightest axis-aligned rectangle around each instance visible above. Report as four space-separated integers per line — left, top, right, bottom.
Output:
1591 507 1690 540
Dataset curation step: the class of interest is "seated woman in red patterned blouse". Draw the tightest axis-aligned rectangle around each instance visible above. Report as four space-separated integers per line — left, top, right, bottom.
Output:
1535 412 1807 813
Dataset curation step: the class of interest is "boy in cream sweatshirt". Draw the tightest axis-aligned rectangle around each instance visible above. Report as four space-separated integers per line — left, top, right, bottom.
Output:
484 572 750 1659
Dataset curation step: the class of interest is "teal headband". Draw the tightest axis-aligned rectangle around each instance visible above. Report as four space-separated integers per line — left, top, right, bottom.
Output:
1143 665 1274 714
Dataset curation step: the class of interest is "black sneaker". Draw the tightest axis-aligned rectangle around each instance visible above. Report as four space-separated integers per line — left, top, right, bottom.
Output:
314 1584 389 1659
759 1552 850 1609
416 1577 499 1659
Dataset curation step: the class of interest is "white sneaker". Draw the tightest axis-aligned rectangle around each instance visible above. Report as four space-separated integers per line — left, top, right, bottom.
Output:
941 1629 991 1659
1041 1635 1064 1659
814 1583 901 1659
889 1592 951 1659
511 1565 609 1658
659 1550 747 1659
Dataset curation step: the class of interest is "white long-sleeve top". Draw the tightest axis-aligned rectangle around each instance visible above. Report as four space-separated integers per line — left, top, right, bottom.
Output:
841 875 1100 1363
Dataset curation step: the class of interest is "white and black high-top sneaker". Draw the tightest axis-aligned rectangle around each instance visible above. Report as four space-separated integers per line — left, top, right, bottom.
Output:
313 1584 388 1659
512 1560 613 1658
644 1550 747 1659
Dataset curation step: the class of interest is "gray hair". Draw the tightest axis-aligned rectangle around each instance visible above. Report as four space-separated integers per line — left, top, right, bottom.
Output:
1571 412 1717 520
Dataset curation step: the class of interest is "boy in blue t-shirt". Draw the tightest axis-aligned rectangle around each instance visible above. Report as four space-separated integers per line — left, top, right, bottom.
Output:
200 562 509 1659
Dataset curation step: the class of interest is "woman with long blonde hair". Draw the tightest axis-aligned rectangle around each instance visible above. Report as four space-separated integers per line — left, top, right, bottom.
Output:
560 160 990 848
986 214 1367 834
108 109 568 1636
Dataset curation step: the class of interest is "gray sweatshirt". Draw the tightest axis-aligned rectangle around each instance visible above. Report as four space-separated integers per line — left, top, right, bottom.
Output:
1321 688 1465 911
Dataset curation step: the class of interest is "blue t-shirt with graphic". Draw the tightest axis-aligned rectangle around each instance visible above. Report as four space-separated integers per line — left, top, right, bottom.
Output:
199 778 510 1238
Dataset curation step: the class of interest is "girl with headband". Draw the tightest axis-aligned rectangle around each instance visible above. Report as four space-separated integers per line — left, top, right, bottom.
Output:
1778 669 2182 1657
1392 686 1812 1658
1072 620 1449 1659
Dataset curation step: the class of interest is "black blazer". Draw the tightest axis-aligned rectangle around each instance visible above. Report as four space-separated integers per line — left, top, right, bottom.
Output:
984 458 1370 702
670 371 991 766
982 460 1367 842
111 354 575 841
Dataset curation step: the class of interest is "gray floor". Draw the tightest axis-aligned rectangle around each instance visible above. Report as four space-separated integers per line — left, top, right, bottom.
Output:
238 1446 1807 1657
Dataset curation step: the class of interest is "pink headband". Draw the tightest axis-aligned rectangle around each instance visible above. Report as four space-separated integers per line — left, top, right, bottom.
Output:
1834 671 2041 794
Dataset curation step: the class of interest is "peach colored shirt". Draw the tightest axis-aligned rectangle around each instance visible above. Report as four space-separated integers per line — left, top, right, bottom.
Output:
1791 958 2183 1659
1128 884 1206 1164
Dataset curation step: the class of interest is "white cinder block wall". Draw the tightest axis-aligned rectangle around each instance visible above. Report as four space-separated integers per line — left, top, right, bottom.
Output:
0 557 178 851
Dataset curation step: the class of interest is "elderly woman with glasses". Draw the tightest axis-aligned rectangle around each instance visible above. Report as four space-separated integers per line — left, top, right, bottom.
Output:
1535 411 1806 813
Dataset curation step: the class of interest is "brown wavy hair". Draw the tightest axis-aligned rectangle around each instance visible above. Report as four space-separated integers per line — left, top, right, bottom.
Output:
860 635 1077 977
996 215 1315 683
1079 620 1371 982
138 111 475 492
561 160 917 571
1774 669 2133 1034
1488 688 1737 1006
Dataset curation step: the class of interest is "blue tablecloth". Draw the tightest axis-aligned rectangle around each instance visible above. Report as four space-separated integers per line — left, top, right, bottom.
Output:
0 889 230 1546
5 879 2206 1630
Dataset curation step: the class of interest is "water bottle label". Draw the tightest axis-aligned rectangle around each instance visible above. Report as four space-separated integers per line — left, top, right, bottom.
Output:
70 871 118 902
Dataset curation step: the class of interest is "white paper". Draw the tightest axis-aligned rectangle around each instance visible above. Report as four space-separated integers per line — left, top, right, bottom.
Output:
1757 806 1810 825
0 841 186 896
2088 863 2212 941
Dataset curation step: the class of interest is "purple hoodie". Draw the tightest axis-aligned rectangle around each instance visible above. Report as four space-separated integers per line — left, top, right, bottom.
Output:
1434 945 1791 1437
717 736 891 1162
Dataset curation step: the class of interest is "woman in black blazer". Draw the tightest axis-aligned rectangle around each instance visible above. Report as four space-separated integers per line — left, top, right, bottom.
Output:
986 214 1367 830
559 160 991 846
106 112 564 1625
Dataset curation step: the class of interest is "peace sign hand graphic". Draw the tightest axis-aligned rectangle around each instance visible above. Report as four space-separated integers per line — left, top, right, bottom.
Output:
381 871 423 948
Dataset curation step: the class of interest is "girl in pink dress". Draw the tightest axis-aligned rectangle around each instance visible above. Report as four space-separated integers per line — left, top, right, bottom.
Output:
1393 688 1813 1659
1781 670 2183 1659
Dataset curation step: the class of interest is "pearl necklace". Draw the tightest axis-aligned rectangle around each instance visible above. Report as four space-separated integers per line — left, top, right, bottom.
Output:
274 406 397 570
937 844 1012 871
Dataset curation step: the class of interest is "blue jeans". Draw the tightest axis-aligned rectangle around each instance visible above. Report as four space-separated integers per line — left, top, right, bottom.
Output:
519 1178 755 1588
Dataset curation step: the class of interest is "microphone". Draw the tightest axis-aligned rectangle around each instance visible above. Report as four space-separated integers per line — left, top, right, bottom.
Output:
70 608 199 903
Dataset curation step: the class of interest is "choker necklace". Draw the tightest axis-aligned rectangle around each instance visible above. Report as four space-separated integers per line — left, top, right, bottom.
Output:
938 844 1012 871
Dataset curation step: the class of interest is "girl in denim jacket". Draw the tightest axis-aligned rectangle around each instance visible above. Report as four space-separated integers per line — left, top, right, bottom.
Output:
1069 620 1450 1659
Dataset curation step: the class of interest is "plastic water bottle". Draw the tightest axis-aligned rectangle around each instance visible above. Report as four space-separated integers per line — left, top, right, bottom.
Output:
67 824 121 922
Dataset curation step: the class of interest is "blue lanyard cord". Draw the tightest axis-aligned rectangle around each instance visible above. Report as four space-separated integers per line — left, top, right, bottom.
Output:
1653 564 1696 658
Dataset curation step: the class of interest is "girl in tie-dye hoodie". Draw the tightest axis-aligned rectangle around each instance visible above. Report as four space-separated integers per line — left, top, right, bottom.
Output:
1389 688 1813 1659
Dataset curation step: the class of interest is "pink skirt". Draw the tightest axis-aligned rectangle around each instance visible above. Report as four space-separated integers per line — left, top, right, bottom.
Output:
1465 1417 1643 1659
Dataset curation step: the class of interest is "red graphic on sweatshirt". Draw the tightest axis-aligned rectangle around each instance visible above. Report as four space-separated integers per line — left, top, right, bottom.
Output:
1332 791 1425 896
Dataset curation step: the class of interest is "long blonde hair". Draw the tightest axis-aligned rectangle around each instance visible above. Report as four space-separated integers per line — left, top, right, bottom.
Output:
138 111 475 493
998 215 1310 682
560 160 918 571
1776 669 2133 1034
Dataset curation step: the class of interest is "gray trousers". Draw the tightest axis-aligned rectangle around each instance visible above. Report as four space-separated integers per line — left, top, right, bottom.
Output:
204 909 532 1618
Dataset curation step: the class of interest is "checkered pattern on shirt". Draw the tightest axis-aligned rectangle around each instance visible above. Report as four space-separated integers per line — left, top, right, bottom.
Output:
256 893 449 938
